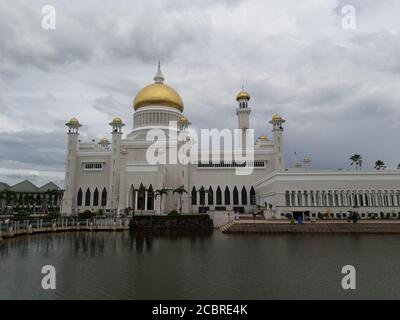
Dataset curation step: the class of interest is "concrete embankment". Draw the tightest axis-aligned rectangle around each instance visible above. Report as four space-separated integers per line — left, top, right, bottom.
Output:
223 222 400 234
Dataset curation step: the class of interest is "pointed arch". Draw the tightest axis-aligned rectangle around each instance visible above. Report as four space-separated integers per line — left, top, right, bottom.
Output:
85 188 91 206
233 186 239 205
216 186 222 205
250 186 256 205
77 188 83 206
93 188 99 206
208 186 214 205
137 183 145 210
224 186 230 205
101 187 107 206
147 184 154 210
191 186 197 205
199 187 206 206
241 186 247 205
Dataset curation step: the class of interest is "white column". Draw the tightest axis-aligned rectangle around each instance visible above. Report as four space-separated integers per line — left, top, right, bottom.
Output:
134 191 138 211
144 191 148 211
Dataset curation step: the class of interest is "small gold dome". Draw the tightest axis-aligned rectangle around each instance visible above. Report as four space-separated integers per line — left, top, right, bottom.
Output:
133 83 184 112
178 116 189 124
112 116 123 125
99 137 110 145
272 114 283 121
236 91 250 101
69 117 79 126
259 135 269 141
121 148 128 155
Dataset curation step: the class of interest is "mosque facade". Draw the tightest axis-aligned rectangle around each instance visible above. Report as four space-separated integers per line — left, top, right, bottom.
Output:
60 65 400 219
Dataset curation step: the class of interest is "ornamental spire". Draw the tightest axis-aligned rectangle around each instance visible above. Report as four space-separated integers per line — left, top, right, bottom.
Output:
154 61 164 84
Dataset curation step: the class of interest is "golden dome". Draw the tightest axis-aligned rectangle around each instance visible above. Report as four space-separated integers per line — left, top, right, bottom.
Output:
120 148 128 155
99 137 110 145
178 116 189 124
112 116 123 125
259 135 269 141
68 117 80 126
134 83 184 112
236 90 250 101
272 114 283 121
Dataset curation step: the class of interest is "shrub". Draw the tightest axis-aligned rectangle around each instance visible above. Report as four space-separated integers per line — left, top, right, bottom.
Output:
79 210 95 220
168 210 179 216
96 209 104 217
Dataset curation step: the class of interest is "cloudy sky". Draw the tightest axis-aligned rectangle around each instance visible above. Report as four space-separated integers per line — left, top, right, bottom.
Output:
0 0 399 187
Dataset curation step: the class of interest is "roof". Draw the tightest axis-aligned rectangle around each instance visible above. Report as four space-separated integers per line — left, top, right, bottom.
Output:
0 182 10 191
38 182 60 192
10 180 39 193
0 180 61 193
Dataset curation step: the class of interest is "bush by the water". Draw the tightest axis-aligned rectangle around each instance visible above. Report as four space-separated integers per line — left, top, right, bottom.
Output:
168 210 179 216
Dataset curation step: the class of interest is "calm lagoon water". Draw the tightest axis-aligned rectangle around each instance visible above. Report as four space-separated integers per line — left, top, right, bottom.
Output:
1 230 400 299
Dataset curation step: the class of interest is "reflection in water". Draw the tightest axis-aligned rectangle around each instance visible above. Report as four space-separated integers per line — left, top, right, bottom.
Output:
1 231 400 299
128 229 213 253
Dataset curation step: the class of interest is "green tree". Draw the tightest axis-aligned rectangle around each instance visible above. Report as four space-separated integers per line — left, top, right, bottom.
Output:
155 187 169 214
350 154 363 171
173 185 188 214
374 160 386 170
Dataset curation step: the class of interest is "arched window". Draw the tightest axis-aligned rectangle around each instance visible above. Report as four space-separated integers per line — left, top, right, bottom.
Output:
241 186 247 205
93 188 99 206
147 185 154 210
199 187 206 206
250 186 256 205
137 183 145 210
225 186 230 205
101 188 107 206
191 186 197 205
208 186 214 205
233 187 239 205
216 186 222 205
77 188 83 206
85 188 91 206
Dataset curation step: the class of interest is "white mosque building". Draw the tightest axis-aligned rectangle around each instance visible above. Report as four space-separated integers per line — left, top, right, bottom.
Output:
60 64 400 220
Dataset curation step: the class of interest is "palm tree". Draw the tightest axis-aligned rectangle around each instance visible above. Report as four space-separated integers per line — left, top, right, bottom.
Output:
350 154 363 171
173 185 188 214
0 191 5 212
374 160 386 170
155 187 169 214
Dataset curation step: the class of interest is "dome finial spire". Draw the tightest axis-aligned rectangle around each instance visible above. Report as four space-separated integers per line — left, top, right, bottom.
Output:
154 61 164 84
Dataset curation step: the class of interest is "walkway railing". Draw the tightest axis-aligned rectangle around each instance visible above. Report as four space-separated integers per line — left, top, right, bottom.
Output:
0 218 130 240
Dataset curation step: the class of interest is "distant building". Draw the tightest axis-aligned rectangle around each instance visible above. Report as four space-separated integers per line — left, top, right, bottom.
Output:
0 180 62 214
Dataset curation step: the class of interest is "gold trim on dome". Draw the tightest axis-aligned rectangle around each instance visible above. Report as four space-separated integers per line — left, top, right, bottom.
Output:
236 91 250 101
259 135 268 141
133 83 184 112
112 116 123 124
272 114 283 121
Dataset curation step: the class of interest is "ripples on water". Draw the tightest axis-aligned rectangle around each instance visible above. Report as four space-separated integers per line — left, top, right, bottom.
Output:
1 230 400 299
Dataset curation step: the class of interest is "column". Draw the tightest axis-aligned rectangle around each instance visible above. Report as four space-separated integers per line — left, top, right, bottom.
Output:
134 191 138 211
144 191 148 211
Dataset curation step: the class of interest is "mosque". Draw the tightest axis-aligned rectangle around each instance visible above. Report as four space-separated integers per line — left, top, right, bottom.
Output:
60 64 400 220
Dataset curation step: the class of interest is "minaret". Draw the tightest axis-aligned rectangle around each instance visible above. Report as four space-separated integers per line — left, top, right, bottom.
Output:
61 117 81 215
236 87 251 149
269 114 286 171
108 117 125 216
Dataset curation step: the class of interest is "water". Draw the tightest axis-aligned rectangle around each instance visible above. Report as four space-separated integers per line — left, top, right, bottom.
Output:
1 230 400 299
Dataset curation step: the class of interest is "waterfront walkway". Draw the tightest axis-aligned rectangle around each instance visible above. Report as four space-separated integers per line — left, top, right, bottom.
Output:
222 220 400 234
0 218 129 241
